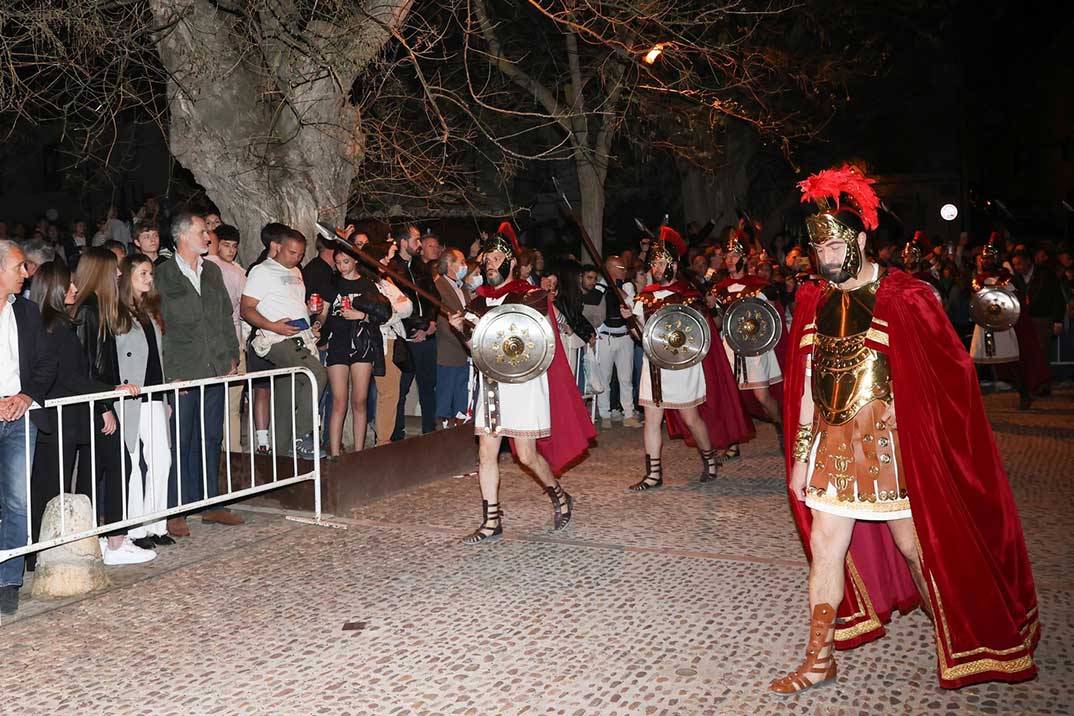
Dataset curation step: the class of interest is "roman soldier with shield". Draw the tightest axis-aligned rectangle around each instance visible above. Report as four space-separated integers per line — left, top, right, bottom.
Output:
448 223 595 544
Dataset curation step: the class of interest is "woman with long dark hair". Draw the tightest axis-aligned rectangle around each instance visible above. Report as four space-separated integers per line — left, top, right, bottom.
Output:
116 254 173 548
28 259 147 566
72 248 156 564
320 249 391 457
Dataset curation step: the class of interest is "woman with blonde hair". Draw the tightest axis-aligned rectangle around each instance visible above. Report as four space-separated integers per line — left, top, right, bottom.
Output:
71 247 155 564
116 254 173 548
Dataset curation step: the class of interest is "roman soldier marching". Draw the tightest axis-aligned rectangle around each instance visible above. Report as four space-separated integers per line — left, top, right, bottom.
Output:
708 229 785 454
620 227 737 491
448 223 595 544
969 232 1033 409
771 164 1038 694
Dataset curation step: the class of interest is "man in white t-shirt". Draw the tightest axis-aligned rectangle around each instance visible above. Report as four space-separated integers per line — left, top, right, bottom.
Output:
241 229 327 458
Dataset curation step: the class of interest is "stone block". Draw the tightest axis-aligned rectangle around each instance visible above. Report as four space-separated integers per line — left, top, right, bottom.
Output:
31 494 110 600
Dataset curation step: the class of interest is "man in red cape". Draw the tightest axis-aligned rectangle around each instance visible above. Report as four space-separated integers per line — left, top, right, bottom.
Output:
770 166 1038 695
448 223 595 544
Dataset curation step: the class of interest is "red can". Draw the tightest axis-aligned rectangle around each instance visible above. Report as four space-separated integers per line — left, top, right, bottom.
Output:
308 293 323 315
341 295 352 312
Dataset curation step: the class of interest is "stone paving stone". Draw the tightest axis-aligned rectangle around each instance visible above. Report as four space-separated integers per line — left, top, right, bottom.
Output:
0 388 1071 715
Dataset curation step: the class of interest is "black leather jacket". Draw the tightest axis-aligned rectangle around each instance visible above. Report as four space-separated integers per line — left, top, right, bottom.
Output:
74 295 121 388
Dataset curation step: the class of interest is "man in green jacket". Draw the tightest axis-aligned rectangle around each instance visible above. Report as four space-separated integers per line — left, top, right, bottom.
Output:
155 212 243 536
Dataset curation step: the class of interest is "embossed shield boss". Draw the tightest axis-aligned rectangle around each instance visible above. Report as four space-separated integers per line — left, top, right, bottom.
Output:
642 304 712 370
470 303 557 384
723 296 782 357
970 285 1020 331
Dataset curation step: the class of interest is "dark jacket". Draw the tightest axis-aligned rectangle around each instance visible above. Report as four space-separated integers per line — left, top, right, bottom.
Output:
155 255 239 380
74 295 121 388
1015 266 1066 324
11 295 58 431
38 317 113 442
389 254 438 337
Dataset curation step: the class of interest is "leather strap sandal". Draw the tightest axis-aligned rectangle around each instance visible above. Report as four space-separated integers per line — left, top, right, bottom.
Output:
769 603 838 695
629 455 663 492
462 500 503 545
546 484 573 530
698 448 720 483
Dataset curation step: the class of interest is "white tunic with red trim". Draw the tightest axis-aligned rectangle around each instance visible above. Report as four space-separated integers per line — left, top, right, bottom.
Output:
633 288 706 409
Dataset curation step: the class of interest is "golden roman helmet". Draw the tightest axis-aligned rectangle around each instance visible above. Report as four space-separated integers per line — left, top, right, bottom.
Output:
725 229 749 257
901 230 929 267
798 165 881 283
480 221 520 259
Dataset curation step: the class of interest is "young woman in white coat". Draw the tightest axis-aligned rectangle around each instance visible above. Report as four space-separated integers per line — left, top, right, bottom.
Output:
116 254 173 548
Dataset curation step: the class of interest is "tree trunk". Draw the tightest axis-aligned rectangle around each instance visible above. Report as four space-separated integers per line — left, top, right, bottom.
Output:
576 158 606 258
151 0 409 264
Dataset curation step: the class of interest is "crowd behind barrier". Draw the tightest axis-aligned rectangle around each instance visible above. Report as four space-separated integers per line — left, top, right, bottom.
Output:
1 201 1072 619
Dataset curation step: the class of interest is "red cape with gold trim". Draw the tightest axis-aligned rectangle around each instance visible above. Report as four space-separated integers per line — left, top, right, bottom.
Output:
783 269 1039 688
640 282 754 449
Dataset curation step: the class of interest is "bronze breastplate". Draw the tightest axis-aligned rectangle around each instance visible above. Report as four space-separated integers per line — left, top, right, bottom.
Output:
811 280 891 425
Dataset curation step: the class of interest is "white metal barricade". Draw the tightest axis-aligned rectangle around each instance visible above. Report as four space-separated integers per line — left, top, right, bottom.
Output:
0 367 321 564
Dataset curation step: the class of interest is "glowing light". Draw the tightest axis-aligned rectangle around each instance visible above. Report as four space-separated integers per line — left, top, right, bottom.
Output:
940 203 958 221
643 44 665 65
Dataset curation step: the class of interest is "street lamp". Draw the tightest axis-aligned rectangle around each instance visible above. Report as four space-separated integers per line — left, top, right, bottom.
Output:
643 43 666 65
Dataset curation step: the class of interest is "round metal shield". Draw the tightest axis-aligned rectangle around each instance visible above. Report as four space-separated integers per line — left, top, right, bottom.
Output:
723 296 782 357
970 285 1021 331
642 304 712 371
471 303 557 384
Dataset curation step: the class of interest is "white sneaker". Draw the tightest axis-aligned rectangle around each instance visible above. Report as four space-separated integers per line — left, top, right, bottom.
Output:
610 409 624 420
100 537 157 566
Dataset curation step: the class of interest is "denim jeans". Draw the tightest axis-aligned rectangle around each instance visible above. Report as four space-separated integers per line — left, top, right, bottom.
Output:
0 417 37 587
393 336 438 439
168 385 225 509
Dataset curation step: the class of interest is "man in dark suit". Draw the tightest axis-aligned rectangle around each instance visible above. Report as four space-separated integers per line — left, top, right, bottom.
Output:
389 224 439 439
0 240 58 615
1012 250 1065 394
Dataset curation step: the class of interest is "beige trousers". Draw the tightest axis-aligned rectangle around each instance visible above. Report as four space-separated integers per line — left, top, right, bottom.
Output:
374 339 403 446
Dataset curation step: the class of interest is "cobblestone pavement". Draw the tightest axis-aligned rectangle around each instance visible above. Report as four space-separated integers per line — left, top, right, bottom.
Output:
2 389 1072 716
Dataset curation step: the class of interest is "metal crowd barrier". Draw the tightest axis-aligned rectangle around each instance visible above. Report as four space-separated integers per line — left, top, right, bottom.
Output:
0 367 321 564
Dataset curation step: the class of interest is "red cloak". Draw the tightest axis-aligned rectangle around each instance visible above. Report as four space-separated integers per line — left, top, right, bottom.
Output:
783 270 1039 689
640 282 754 449
496 289 595 474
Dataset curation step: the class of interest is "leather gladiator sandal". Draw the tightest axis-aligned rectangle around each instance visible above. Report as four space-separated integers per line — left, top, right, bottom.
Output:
721 445 741 461
698 448 720 483
769 603 838 695
546 484 574 530
629 455 663 491
462 500 503 545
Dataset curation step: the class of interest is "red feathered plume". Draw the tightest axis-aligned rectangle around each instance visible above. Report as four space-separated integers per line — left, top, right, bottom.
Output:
496 221 521 255
988 231 1001 245
912 230 931 249
659 225 687 258
798 164 880 231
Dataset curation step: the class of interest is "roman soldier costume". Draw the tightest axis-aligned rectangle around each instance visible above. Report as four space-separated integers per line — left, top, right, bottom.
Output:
773 165 1038 692
460 223 595 543
969 234 1021 365
709 231 785 391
